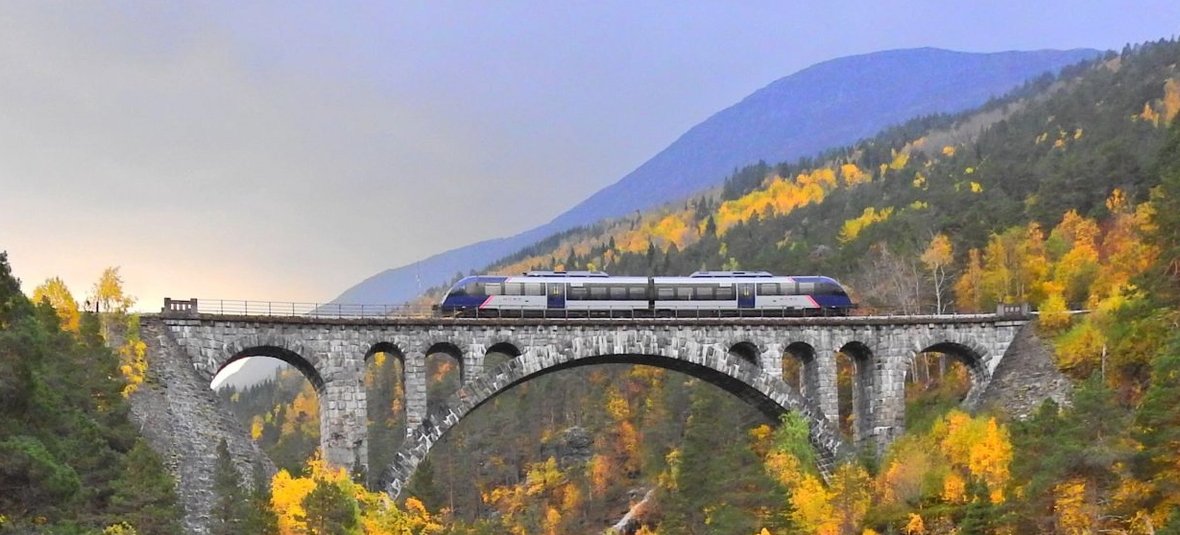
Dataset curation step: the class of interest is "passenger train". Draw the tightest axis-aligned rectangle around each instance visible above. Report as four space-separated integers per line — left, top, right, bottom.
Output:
437 271 855 317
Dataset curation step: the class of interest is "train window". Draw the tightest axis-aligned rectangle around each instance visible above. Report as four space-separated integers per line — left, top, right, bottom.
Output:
465 282 483 296
675 286 692 300
797 282 815 294
629 286 647 299
785 282 799 295
525 282 544 296
504 283 522 295
607 286 625 299
693 286 714 299
657 286 674 299
758 283 778 295
717 285 735 300
590 286 608 299
569 286 588 299
485 283 503 295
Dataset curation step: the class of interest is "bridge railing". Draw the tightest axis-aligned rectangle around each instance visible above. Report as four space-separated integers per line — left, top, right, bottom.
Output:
161 298 434 319
161 298 1034 320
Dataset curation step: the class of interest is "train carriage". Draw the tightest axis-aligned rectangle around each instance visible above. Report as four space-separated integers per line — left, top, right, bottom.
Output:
437 270 853 317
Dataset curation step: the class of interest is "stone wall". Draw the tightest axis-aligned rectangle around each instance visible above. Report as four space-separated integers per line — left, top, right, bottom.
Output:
129 319 276 534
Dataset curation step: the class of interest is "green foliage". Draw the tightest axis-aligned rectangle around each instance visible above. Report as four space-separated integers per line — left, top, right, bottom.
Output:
211 439 252 535
0 252 180 532
300 478 360 535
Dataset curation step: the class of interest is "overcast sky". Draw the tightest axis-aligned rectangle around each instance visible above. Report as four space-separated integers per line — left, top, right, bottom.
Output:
2 2 1177 310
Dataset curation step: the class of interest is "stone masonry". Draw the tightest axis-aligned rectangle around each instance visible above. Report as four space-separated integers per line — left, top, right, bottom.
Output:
150 312 1029 500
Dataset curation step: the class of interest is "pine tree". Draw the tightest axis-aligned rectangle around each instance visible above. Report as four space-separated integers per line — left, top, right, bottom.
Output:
107 440 182 534
243 463 279 535
957 479 996 535
1146 116 1180 304
1133 333 1180 509
211 439 250 535
300 478 359 535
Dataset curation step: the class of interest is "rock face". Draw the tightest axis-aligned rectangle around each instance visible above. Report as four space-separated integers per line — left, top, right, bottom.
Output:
128 320 276 534
979 325 1074 419
540 427 594 469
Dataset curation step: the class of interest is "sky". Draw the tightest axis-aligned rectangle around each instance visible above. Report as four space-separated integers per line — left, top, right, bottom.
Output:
2 2 1178 312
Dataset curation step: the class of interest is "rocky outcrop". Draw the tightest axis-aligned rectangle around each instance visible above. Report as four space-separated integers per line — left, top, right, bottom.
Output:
128 319 275 534
979 324 1073 419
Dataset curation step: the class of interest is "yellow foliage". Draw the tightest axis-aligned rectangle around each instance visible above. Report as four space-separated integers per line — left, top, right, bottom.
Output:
250 415 265 440
1165 78 1180 123
933 411 1012 502
942 145 956 157
1054 479 1096 534
1054 318 1106 376
31 277 81 332
841 163 871 186
748 424 773 458
941 470 967 504
909 200 929 210
921 234 953 272
715 169 838 234
969 181 983 193
838 207 894 243
889 149 910 171
912 172 926 189
905 513 926 535
605 386 631 420
790 473 835 534
1039 291 1071 332
1140 102 1162 125
271 468 317 534
1074 128 1084 140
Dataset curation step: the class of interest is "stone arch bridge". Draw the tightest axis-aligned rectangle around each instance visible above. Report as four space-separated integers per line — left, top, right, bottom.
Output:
153 304 1029 497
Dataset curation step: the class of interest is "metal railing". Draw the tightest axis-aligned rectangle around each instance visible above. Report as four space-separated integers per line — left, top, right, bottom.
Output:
162 298 433 319
160 297 1035 321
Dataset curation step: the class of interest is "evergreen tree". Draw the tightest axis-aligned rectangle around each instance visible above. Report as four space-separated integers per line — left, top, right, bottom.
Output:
243 463 280 535
1146 117 1180 304
211 439 251 535
1133 333 1180 509
957 479 996 535
107 441 182 534
300 478 359 535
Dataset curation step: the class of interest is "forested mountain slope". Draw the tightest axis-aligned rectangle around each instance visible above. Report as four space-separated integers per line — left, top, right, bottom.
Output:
216 39 1180 534
332 47 1098 306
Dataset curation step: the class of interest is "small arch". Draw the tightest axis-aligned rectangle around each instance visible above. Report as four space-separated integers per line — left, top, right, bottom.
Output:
783 342 822 411
364 341 409 487
728 341 761 368
484 341 522 370
837 341 875 446
486 341 522 358
219 345 324 393
425 342 464 417
915 341 990 410
366 342 406 363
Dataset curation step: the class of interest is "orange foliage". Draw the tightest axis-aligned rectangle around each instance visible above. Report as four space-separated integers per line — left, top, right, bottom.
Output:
838 207 894 243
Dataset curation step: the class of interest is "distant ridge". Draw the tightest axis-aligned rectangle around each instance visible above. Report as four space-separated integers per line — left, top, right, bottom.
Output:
332 47 1100 305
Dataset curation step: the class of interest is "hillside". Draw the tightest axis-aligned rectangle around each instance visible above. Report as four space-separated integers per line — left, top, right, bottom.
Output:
215 39 1180 534
332 47 1098 306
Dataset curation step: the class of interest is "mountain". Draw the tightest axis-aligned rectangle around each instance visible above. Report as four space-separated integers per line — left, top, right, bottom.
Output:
333 47 1099 305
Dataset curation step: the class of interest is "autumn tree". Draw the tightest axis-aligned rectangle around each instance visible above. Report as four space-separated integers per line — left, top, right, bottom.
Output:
92 266 133 313
921 234 954 313
31 277 80 332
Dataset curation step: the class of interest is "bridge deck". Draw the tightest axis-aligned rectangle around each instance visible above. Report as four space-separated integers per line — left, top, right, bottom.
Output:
150 311 1028 327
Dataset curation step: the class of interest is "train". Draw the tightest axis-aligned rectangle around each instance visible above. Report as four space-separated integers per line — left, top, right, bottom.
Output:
436 270 855 317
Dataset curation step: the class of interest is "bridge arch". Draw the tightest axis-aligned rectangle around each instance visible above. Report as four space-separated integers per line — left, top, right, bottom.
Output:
783 341 821 408
379 347 842 498
910 335 992 409
727 341 762 367
218 343 325 393
837 341 875 445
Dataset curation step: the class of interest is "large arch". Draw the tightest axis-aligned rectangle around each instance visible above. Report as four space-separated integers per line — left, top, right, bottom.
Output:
378 348 843 498
217 345 325 393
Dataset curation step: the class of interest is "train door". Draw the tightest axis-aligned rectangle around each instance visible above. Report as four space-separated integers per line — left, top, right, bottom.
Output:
738 283 755 309
547 283 566 310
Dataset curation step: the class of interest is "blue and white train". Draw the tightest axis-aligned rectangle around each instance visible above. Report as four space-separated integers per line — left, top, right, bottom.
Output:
437 271 855 317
